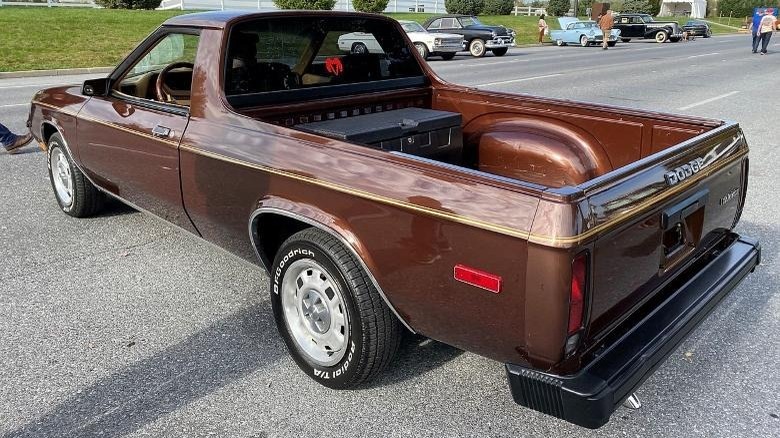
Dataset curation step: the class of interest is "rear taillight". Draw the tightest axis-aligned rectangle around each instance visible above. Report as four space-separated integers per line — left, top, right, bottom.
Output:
568 252 588 336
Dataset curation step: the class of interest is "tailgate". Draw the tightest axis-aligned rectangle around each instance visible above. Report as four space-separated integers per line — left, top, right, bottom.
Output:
580 122 748 340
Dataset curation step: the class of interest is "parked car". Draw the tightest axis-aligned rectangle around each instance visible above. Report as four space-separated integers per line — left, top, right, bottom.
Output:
28 10 759 429
423 14 515 57
550 17 621 47
682 20 712 38
613 13 683 43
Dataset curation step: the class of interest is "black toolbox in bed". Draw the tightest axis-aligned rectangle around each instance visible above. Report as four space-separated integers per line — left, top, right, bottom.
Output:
296 108 463 161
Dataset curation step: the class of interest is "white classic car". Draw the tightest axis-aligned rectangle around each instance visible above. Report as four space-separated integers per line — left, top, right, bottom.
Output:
337 20 464 60
549 17 621 47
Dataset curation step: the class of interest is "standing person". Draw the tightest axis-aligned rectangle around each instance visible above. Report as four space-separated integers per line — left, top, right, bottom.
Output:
758 10 778 55
599 10 614 50
751 9 764 53
538 14 548 44
1 122 32 154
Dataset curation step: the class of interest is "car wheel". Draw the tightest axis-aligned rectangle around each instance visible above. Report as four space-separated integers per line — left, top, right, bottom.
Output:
621 38 631 43
47 133 104 217
580 35 589 47
669 37 681 42
556 39 564 46
351 42 368 54
607 41 617 47
469 39 486 57
655 31 668 43
414 42 429 60
440 52 456 60
705 30 712 38
492 47 508 56
271 228 403 389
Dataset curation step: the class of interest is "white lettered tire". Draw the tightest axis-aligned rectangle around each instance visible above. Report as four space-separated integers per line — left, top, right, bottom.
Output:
47 133 104 217
270 228 402 389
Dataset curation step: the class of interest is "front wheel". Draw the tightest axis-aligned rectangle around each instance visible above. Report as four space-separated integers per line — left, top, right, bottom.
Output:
469 39 486 57
271 228 403 389
440 52 456 60
607 41 617 47
621 38 631 43
655 31 668 43
47 133 104 217
580 35 589 47
492 47 508 56
414 42 429 60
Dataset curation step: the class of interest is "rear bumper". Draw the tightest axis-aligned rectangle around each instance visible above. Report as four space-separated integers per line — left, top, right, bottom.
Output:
506 234 760 429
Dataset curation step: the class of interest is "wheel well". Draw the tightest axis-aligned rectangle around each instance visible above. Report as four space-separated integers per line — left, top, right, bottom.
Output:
42 123 58 145
253 213 310 268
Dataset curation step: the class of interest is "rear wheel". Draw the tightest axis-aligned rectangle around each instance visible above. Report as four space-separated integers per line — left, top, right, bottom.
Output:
580 35 589 47
556 39 565 46
271 228 403 389
492 47 508 56
414 42 429 60
47 133 104 218
469 39 486 57
655 31 668 43
440 52 456 60
607 41 617 47
351 42 368 54
621 38 631 43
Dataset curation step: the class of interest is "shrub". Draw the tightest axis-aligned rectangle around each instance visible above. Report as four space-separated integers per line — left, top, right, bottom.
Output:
546 0 571 15
578 0 591 16
482 0 515 14
621 0 652 13
445 0 484 15
717 0 776 18
94 0 161 9
273 0 337 9
351 0 389 13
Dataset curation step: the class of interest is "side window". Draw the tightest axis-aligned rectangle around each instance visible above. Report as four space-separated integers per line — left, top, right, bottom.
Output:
620 17 629 24
428 19 442 29
116 33 199 106
441 18 458 28
632 17 642 24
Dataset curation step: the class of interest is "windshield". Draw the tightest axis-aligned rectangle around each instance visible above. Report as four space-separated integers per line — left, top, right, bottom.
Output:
640 15 654 23
459 16 482 27
401 22 426 33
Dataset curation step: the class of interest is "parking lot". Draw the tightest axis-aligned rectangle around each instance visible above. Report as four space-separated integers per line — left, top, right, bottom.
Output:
1 34 778 437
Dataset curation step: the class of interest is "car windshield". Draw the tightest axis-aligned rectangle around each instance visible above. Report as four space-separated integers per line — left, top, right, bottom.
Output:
401 22 426 33
459 16 482 27
583 22 597 28
640 15 654 23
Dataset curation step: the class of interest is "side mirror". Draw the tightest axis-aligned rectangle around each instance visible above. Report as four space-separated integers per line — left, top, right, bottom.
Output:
82 78 110 97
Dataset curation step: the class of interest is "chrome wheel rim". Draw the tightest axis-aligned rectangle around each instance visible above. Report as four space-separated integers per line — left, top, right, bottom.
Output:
415 43 426 57
471 41 484 56
281 259 349 367
51 148 73 207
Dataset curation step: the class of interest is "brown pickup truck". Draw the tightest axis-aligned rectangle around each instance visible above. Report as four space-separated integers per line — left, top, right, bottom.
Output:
27 10 759 428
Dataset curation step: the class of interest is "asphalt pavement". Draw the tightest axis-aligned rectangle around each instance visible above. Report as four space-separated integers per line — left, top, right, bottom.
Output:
1 34 779 437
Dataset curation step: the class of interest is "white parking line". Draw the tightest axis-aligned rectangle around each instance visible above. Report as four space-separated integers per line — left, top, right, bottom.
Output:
476 73 564 87
687 52 720 58
678 91 739 110
0 103 30 108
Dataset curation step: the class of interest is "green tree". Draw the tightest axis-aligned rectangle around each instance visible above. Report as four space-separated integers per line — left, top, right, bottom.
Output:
94 0 161 9
482 0 515 14
351 0 389 12
578 0 591 16
621 0 652 13
718 0 777 18
445 0 485 15
546 0 571 15
273 0 336 9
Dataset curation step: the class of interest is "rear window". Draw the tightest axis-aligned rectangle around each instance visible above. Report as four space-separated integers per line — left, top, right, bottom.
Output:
224 16 424 97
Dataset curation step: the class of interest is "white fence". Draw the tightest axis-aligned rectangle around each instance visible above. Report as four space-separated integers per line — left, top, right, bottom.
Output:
512 6 546 16
157 0 447 13
0 0 96 6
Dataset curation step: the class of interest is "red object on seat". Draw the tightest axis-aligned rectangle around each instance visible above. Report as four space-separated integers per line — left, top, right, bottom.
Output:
325 57 343 76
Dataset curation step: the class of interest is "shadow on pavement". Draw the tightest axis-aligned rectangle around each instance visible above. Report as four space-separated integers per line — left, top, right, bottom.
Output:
368 333 463 389
4 303 281 438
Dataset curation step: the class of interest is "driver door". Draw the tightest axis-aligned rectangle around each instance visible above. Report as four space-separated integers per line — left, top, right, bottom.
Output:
78 30 199 233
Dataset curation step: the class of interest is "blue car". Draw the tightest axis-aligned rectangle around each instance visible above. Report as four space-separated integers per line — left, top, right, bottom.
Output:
549 17 621 47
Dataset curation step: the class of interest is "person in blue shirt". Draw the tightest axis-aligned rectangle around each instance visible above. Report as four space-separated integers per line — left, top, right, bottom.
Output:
752 9 765 53
0 122 32 153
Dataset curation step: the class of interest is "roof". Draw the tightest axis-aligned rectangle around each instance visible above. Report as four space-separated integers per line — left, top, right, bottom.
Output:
162 10 388 29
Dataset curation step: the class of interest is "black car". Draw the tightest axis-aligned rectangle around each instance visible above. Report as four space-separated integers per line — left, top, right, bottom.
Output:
682 20 712 38
422 14 515 57
612 13 683 43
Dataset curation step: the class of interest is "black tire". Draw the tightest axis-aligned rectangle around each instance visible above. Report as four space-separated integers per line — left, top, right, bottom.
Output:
270 228 402 389
469 38 486 57
556 39 566 46
414 42 429 60
440 52 456 60
351 42 368 54
704 30 712 38
669 36 681 42
46 133 104 218
621 38 631 43
607 41 617 47
492 47 508 56
655 31 668 43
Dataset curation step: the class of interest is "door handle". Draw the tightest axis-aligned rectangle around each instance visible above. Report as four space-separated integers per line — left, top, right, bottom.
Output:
152 125 172 139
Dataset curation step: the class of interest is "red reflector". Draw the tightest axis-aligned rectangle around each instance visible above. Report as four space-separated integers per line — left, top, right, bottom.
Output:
454 264 502 293
568 253 587 335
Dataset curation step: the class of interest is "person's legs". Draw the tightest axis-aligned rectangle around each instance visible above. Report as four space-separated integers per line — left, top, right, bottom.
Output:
752 31 761 53
761 31 772 53
0 122 16 146
538 29 544 43
602 32 608 49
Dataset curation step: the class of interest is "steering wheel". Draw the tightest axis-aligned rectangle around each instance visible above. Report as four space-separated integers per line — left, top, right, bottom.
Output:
155 61 194 104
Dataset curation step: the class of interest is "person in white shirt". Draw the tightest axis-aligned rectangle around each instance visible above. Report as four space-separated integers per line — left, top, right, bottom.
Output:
757 10 778 55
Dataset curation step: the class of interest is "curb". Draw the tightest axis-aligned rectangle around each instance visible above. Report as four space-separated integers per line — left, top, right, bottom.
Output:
0 67 113 79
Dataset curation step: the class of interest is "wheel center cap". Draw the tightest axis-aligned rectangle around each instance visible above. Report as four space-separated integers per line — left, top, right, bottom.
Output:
301 289 331 334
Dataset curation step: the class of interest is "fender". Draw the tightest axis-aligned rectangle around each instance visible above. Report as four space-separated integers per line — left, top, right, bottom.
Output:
248 200 415 333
